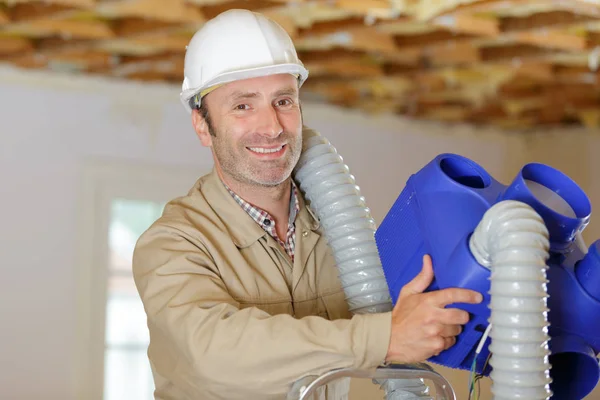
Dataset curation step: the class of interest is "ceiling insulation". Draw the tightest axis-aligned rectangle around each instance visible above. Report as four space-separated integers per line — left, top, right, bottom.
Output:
1 0 600 129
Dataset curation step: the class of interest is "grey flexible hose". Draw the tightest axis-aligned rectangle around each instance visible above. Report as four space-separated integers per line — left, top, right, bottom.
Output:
469 200 553 400
293 129 432 399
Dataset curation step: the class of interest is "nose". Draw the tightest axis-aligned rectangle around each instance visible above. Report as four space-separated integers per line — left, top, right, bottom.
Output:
257 105 283 138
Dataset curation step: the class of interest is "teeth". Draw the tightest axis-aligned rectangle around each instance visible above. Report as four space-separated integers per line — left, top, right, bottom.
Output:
249 145 284 154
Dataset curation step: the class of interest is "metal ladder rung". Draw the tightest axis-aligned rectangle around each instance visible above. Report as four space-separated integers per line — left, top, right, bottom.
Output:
287 363 456 400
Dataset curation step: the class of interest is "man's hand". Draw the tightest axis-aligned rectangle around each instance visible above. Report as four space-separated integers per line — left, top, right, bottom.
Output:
385 254 483 364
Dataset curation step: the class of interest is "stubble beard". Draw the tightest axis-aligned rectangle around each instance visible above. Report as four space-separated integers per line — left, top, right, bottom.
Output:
212 130 303 188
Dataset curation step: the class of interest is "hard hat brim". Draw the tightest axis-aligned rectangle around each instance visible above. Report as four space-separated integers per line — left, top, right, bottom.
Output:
180 63 309 113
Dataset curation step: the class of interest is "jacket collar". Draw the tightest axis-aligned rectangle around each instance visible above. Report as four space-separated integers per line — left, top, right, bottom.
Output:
200 168 320 248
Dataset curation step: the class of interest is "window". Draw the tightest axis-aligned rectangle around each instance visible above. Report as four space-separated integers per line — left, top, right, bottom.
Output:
104 199 165 400
76 161 203 400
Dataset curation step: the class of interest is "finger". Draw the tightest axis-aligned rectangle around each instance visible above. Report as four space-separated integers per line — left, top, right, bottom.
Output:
432 336 456 357
437 308 471 325
439 324 463 338
400 254 434 296
444 336 456 350
430 288 483 307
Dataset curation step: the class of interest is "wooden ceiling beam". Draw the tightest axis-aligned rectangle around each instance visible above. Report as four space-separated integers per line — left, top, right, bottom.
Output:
500 10 600 32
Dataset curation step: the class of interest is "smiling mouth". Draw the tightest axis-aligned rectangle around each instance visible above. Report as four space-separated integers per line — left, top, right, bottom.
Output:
247 144 286 154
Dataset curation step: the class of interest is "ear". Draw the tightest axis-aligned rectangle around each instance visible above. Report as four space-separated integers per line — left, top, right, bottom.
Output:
192 108 212 147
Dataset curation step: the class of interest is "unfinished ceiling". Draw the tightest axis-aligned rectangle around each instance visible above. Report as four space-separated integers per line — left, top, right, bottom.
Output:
1 0 600 130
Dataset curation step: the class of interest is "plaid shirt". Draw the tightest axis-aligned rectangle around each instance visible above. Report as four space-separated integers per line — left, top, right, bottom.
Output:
224 181 300 262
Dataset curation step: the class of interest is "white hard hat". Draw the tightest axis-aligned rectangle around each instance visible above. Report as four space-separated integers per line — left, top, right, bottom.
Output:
180 9 309 113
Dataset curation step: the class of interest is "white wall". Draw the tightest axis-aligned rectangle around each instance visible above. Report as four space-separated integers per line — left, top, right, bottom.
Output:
1 65 598 400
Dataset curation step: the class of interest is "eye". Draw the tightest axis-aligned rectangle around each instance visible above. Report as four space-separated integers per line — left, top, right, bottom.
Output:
276 99 293 107
235 104 250 110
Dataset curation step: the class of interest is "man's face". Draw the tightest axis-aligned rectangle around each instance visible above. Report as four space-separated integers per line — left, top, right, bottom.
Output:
193 74 303 189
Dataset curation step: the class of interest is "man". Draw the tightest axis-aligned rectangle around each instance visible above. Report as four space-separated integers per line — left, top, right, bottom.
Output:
132 9 483 400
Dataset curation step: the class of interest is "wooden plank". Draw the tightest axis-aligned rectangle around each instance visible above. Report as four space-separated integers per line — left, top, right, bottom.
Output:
48 49 116 70
468 102 507 122
427 0 600 19
511 30 587 51
198 0 283 20
298 48 368 63
6 3 75 21
0 8 8 24
432 14 500 36
424 40 481 66
334 0 400 19
489 116 536 130
383 63 422 75
480 43 559 62
423 105 471 122
110 54 184 78
511 61 555 81
500 10 600 32
554 65 600 84
4 19 114 39
576 109 600 128
95 36 189 56
3 51 48 69
95 0 204 23
113 18 182 37
304 59 383 78
0 37 33 55
588 31 600 48
1 0 94 11
344 26 398 53
377 46 422 65
298 16 367 37
502 97 546 116
394 30 475 49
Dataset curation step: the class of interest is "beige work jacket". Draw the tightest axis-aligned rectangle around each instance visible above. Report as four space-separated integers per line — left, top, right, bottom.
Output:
133 165 392 400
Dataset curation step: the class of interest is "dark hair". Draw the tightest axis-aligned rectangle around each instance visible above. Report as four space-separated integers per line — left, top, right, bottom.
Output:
191 96 216 137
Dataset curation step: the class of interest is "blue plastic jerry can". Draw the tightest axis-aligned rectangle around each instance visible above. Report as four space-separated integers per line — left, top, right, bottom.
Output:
375 153 600 400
